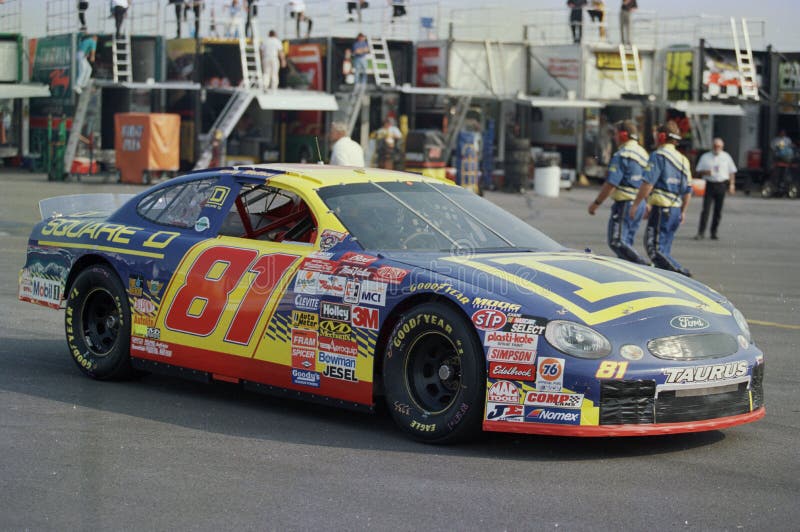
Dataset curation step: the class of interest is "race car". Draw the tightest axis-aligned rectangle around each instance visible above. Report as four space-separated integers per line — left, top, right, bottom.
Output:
19 164 765 442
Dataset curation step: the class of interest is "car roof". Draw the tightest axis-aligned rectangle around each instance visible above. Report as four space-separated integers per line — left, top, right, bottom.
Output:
231 164 452 187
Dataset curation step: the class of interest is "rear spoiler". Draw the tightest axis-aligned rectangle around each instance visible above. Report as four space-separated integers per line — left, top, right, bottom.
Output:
38 194 136 220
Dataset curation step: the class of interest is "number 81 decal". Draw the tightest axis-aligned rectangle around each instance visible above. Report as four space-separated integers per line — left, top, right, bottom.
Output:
164 245 299 346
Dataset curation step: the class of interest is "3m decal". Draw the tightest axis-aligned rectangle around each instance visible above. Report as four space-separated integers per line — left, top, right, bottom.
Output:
163 245 299 346
352 305 379 330
443 254 731 325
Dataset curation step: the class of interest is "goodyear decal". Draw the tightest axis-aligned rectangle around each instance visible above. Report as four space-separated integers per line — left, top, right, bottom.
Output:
446 253 729 325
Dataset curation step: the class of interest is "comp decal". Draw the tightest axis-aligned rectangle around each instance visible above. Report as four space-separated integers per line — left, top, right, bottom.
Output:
444 253 731 325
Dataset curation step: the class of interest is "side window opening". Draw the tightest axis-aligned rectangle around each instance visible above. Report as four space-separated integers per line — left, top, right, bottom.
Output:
137 178 217 229
218 184 318 244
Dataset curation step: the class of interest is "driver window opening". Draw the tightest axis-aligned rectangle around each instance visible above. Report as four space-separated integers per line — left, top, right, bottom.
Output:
219 184 317 244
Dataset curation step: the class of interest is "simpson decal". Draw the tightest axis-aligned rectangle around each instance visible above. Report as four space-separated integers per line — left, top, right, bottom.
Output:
486 347 536 364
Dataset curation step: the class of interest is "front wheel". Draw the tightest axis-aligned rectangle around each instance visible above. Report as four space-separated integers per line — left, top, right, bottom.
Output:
65 264 134 380
383 303 486 443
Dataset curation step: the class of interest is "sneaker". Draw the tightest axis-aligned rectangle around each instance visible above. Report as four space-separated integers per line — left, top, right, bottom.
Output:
74 86 82 94
710 234 719 240
693 234 704 240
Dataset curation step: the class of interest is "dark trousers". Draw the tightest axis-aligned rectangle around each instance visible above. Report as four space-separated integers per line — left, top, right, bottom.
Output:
697 180 728 237
570 10 583 43
78 1 89 29
608 200 649 264
113 6 127 38
645 206 690 276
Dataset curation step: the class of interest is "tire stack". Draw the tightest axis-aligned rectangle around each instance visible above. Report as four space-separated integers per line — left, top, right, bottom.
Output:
504 137 531 192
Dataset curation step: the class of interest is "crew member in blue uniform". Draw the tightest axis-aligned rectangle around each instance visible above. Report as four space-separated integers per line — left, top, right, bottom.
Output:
630 121 693 277
588 120 650 264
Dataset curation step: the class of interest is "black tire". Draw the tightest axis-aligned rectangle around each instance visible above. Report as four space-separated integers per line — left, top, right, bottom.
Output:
760 180 774 198
788 183 799 199
383 303 485 443
507 138 530 150
65 264 134 380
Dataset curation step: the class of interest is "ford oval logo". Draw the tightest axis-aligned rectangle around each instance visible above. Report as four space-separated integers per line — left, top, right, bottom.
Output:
670 315 710 330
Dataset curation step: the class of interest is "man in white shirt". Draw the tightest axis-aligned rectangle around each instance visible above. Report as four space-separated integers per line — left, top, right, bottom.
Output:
694 137 737 240
261 30 285 90
329 121 365 167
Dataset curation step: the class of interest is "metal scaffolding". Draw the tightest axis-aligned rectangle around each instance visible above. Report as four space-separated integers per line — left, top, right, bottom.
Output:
0 0 22 34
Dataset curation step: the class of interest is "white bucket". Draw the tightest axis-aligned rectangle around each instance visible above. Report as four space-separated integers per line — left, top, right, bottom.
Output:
535 166 561 198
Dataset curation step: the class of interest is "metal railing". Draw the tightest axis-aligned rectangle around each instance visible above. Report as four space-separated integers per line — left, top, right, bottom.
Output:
0 0 22 34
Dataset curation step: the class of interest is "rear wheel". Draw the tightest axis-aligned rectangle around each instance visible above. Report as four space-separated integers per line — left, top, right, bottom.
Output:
383 303 485 443
65 265 134 380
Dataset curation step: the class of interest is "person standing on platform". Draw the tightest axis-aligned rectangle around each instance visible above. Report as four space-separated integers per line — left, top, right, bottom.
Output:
588 0 606 40
261 30 286 90
567 0 586 44
75 34 97 94
588 120 650 265
620 0 637 44
78 1 90 32
111 0 130 39
631 121 693 277
329 121 365 167
244 0 258 38
352 33 369 86
694 138 737 240
289 0 312 39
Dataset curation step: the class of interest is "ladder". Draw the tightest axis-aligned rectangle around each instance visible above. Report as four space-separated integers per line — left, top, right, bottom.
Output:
485 40 506 95
731 17 759 100
443 95 472 164
618 44 643 94
367 37 395 87
112 33 132 82
194 90 255 170
239 19 264 90
63 81 97 176
688 114 707 150
337 84 367 137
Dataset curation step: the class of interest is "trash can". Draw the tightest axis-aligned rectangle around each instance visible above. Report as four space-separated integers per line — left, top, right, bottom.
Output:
535 165 560 198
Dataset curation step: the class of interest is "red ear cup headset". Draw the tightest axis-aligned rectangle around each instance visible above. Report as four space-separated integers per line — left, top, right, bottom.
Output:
658 130 682 144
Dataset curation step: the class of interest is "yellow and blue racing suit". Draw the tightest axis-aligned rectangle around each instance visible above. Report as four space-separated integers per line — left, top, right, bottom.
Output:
643 144 693 275
606 140 650 264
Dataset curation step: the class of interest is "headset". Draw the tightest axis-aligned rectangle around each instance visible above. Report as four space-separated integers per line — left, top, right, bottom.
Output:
657 130 682 145
616 122 638 144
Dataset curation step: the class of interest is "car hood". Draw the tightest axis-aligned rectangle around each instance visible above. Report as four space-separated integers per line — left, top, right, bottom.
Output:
384 249 737 333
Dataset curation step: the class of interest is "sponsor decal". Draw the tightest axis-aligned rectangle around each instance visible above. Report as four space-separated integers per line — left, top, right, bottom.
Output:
318 274 346 297
301 258 337 274
410 420 436 432
291 368 321 388
294 270 319 295
294 294 320 311
352 305 379 330
24 276 62 305
343 280 360 304
525 407 581 425
130 337 173 358
133 313 156 328
308 251 334 259
536 357 565 392
472 308 507 331
486 347 536 364
194 216 211 232
524 391 583 409
319 319 352 341
371 265 409 284
447 403 470 430
318 336 358 357
670 315 710 330
291 329 318 349
485 403 525 422
391 313 453 348
319 229 347 251
336 264 372 279
39 219 179 250
505 315 547 335
663 361 748 384
393 401 412 416
489 362 535 381
322 365 358 382
487 380 520 403
472 297 522 313
317 351 357 369
147 280 164 296
146 327 161 340
291 346 316 370
133 297 156 314
340 252 378 267
409 282 469 305
359 280 387 307
484 330 538 350
129 275 144 296
320 301 351 322
292 310 318 330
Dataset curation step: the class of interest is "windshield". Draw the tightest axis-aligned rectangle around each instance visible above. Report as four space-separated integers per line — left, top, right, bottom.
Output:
317 181 561 252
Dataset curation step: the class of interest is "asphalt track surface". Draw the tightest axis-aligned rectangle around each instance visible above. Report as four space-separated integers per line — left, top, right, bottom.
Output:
1 171 798 530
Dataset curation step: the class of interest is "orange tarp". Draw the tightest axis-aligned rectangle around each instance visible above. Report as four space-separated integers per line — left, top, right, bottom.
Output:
115 113 180 184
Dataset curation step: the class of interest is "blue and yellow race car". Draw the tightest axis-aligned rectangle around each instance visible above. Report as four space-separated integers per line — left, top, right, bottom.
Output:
19 165 765 442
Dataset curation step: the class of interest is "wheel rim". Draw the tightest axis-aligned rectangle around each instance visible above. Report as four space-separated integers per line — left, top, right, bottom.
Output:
405 332 461 414
81 288 121 357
